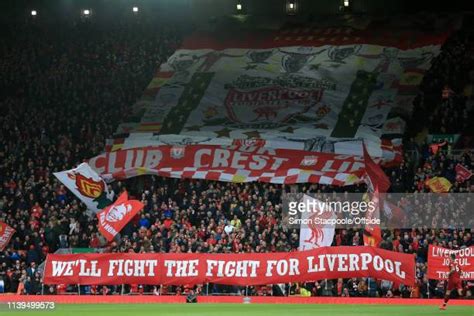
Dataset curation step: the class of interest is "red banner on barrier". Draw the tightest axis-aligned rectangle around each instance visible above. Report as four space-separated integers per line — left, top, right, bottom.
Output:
427 245 474 280
43 246 415 286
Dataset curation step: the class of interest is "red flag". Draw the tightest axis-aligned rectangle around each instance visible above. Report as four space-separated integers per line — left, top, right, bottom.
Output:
97 191 144 242
363 144 390 193
0 221 15 251
363 187 382 247
362 144 388 247
429 141 446 155
455 163 472 183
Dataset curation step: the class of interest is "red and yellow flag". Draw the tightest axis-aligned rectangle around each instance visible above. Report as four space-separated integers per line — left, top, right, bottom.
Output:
425 177 452 193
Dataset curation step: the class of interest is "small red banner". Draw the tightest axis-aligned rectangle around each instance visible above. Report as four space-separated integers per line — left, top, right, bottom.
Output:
0 221 15 251
427 245 474 280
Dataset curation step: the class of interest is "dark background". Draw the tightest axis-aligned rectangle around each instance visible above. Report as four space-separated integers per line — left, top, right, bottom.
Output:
1 0 473 23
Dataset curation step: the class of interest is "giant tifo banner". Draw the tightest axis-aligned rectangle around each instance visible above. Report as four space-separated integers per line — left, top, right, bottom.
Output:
97 20 451 184
105 28 448 154
427 245 474 280
88 144 366 185
43 246 415 286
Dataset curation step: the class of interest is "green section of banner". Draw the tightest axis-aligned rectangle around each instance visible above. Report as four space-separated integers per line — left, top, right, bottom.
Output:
331 70 378 138
71 248 98 254
159 72 214 135
428 134 460 144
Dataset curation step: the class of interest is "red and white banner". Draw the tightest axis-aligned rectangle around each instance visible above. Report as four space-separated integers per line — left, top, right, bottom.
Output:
0 221 15 251
88 145 366 185
298 195 336 251
43 246 415 286
97 191 144 242
427 245 474 280
363 144 390 193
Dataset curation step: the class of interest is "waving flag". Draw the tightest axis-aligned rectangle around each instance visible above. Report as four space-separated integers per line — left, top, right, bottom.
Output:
97 191 144 242
0 221 15 251
426 177 452 193
362 144 387 247
455 164 472 183
299 195 335 250
54 163 113 213
363 144 390 192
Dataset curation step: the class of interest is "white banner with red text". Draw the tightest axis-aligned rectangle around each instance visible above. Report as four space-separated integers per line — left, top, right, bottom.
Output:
43 246 415 286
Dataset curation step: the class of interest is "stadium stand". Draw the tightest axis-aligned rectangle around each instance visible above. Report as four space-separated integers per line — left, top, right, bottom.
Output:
0 13 473 300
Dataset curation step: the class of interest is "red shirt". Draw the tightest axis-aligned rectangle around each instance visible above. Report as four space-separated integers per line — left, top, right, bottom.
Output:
207 237 217 246
31 205 43 219
163 218 174 229
393 239 400 251
90 237 100 248
449 260 462 282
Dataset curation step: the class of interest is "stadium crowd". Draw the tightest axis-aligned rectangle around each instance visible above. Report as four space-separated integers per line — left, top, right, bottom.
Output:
0 15 473 299
409 28 474 139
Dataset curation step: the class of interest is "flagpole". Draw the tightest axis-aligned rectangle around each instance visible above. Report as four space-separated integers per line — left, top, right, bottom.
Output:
41 254 48 296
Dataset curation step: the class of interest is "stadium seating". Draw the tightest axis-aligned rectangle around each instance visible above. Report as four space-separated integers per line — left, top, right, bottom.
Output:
0 13 472 299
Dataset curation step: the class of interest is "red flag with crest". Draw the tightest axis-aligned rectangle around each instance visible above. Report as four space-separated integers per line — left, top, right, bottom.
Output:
97 191 144 242
0 221 16 251
455 164 472 183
